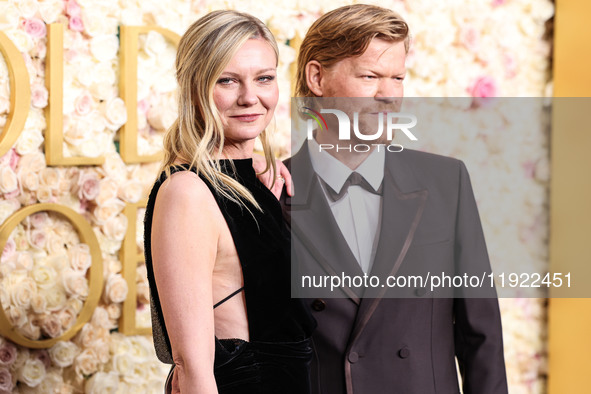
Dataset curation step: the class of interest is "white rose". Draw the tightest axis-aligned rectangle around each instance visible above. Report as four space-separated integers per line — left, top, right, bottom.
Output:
136 281 150 305
17 358 46 387
102 213 128 242
81 10 118 37
68 244 92 272
20 320 41 340
16 0 39 19
90 306 110 329
96 178 120 207
0 199 20 225
112 352 132 376
5 29 34 53
106 303 121 321
90 35 119 62
48 341 79 368
77 130 112 158
15 252 34 271
90 62 116 92
40 285 67 312
31 265 57 289
11 278 36 309
85 371 119 394
35 369 63 393
62 269 89 299
103 97 128 130
0 166 18 193
141 31 167 58
104 274 128 304
45 232 66 255
0 3 20 30
16 129 44 156
38 0 65 24
74 348 98 377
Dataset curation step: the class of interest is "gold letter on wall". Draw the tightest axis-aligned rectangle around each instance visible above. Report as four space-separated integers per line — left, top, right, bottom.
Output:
0 31 31 157
0 204 103 348
119 26 180 164
118 200 150 335
45 24 104 166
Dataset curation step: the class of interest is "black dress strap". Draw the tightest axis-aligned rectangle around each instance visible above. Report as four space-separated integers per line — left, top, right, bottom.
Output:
214 287 245 309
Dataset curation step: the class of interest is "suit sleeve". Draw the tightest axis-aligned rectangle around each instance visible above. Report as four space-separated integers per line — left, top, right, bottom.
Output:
452 161 509 394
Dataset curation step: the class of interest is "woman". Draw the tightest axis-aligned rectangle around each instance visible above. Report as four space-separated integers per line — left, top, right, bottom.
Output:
143 10 315 394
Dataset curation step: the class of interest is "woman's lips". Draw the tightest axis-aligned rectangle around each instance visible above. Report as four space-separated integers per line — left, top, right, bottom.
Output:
230 114 262 122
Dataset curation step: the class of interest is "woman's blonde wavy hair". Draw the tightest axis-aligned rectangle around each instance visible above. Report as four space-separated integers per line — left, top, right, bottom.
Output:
161 10 279 210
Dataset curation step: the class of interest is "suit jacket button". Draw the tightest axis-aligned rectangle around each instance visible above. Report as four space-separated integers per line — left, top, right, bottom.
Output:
348 352 359 363
415 287 427 297
311 299 326 311
398 347 410 358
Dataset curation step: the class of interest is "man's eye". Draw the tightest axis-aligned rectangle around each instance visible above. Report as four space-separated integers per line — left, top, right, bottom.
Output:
362 75 377 80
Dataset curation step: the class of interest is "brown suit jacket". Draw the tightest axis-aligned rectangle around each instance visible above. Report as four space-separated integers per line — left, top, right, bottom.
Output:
283 145 508 394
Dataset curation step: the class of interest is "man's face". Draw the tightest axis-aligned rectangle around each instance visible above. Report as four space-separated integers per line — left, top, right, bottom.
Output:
315 38 406 99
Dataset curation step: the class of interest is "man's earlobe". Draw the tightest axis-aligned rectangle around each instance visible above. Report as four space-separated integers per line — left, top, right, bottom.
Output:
305 61 324 97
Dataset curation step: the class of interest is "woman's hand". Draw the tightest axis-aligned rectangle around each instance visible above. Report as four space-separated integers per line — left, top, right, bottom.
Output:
252 154 293 199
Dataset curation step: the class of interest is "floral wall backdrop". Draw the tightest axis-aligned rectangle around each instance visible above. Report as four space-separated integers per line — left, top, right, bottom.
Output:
0 0 553 393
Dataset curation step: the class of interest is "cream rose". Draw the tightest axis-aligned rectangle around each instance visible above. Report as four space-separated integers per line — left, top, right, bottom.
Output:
16 128 44 156
48 341 79 368
56 307 76 332
62 269 89 299
0 3 20 30
35 186 54 203
17 358 46 388
7 306 27 328
96 177 120 205
102 213 128 242
39 168 60 190
35 369 63 393
85 371 118 394
111 352 132 376
68 244 91 271
74 348 98 377
28 229 47 250
103 97 128 130
93 198 125 225
104 273 128 304
106 303 121 321
136 281 150 305
16 0 39 18
30 293 46 313
5 29 34 53
20 320 41 340
41 313 62 338
17 152 46 173
117 179 143 203
0 166 18 194
15 252 34 271
91 306 110 329
19 170 40 191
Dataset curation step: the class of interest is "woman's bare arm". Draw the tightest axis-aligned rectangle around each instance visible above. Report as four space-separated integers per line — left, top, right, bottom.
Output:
152 171 220 394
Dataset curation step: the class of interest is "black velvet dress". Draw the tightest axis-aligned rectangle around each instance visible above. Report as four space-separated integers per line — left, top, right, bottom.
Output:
144 159 316 394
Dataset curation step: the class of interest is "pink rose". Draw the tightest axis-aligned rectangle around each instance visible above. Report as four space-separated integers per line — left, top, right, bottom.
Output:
1 238 16 263
503 53 517 79
32 349 52 369
0 340 17 366
0 149 19 171
0 368 13 392
492 0 505 6
66 0 81 17
75 170 100 201
74 91 94 116
459 26 480 53
31 83 49 108
469 76 498 107
69 15 84 32
24 18 47 39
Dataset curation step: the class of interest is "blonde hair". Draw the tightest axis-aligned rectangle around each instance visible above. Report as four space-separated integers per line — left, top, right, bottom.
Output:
161 10 279 210
295 4 410 97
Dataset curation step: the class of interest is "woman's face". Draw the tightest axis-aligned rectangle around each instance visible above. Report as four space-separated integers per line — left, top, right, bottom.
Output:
213 38 278 154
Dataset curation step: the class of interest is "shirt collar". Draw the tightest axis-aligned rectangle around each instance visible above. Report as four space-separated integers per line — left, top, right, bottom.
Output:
307 138 385 193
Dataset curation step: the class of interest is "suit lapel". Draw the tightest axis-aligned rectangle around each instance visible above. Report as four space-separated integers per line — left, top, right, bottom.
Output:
289 145 365 302
348 150 429 344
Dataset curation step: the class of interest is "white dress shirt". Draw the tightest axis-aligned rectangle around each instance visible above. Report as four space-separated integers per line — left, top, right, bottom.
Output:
308 139 384 273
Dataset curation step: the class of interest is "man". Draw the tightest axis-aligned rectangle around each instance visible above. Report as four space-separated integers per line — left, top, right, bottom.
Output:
284 4 508 394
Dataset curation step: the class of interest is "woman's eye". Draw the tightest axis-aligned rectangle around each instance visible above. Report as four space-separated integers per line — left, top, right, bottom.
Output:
258 75 275 83
217 78 234 85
